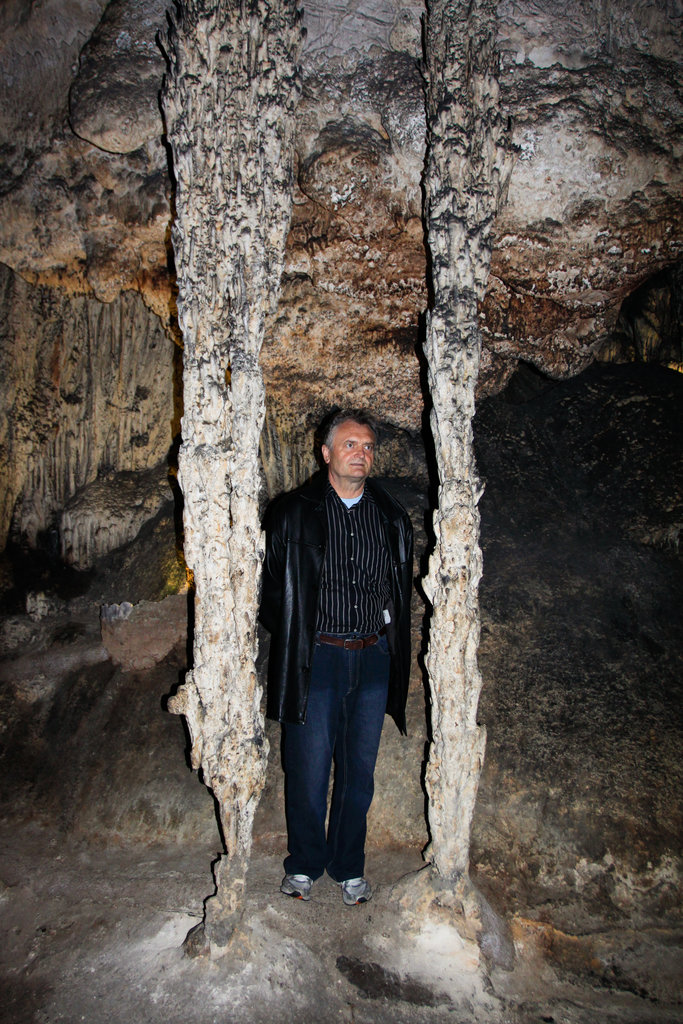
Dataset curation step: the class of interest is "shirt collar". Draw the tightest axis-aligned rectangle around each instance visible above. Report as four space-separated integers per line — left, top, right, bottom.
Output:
325 479 374 506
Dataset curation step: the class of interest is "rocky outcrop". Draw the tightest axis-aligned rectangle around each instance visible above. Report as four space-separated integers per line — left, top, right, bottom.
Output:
472 362 683 965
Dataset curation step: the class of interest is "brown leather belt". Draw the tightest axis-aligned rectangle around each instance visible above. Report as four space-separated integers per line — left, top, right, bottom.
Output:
317 626 386 651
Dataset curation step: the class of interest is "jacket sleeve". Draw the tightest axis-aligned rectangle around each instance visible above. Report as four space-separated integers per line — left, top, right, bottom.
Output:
404 512 414 585
399 509 414 645
260 504 286 636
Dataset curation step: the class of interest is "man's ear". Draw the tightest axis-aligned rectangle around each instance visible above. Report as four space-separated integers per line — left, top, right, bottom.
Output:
321 444 331 464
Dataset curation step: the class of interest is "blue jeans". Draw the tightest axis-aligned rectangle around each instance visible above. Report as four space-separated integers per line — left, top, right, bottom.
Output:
282 633 390 882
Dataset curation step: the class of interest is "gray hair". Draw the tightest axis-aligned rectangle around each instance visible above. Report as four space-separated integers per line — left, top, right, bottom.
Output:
320 408 379 449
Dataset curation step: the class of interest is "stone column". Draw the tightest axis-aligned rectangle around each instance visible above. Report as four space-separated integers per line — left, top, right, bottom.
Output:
161 0 301 953
421 0 513 883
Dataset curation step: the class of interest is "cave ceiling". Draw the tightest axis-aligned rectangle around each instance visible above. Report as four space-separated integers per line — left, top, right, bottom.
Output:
0 0 681 560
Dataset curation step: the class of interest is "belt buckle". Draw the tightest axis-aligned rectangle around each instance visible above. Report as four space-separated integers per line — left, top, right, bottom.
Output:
344 637 362 650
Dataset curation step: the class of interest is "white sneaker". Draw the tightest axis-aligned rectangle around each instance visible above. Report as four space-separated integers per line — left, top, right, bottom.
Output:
280 873 313 900
340 876 372 906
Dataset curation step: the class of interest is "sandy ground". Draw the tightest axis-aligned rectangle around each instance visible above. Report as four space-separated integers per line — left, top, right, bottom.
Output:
2 821 682 1024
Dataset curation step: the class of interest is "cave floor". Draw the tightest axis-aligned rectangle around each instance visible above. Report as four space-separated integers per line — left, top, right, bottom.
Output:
1 820 681 1024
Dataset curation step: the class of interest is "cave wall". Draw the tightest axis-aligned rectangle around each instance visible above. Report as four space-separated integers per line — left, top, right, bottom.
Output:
0 0 681 562
0 265 177 564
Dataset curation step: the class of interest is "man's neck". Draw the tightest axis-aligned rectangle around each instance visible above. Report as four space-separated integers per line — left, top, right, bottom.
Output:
327 471 366 500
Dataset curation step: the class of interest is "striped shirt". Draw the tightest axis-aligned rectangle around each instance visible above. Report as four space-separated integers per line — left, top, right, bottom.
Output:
316 482 390 635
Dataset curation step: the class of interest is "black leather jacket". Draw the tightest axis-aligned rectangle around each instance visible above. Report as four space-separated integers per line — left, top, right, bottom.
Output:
260 473 413 733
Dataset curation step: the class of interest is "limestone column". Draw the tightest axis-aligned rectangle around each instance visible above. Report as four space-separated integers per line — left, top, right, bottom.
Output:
421 0 513 882
161 0 302 952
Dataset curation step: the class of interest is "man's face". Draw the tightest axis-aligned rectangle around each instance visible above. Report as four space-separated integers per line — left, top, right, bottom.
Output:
322 419 376 492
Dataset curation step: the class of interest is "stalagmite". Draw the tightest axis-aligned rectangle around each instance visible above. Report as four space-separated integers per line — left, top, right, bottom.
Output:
161 0 301 952
421 0 513 882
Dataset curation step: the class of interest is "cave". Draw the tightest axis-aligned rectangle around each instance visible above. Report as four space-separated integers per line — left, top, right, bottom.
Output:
0 1 681 1022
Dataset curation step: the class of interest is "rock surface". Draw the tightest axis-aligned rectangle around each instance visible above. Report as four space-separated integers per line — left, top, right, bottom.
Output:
0 265 178 562
69 0 170 155
472 363 683 952
100 593 188 670
0 2 679 561
0 1 680 562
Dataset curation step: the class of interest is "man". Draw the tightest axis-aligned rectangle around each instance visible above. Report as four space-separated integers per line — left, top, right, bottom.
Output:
260 409 413 906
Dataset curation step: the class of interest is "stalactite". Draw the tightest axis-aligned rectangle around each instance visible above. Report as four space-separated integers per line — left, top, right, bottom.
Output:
259 403 319 499
0 267 174 561
421 0 513 882
161 0 302 953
